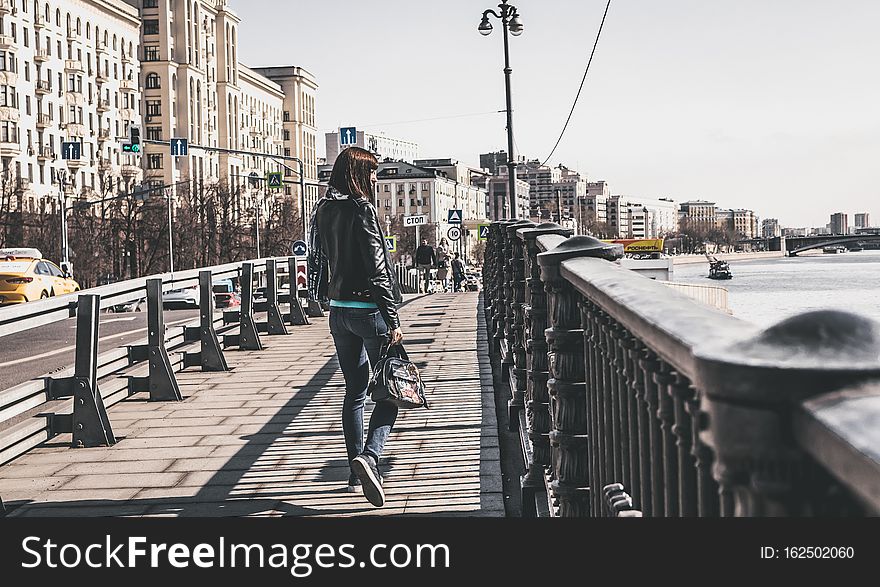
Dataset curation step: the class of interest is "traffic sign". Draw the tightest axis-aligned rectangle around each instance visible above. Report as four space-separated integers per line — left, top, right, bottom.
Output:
478 224 490 241
403 214 428 227
248 171 260 188
447 226 462 241
295 257 308 291
170 137 189 157
267 172 283 189
61 141 81 161
292 240 308 257
340 127 357 147
447 209 463 224
384 235 397 253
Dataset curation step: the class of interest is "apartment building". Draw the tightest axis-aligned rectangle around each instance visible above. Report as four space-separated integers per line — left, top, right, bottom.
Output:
1 0 142 210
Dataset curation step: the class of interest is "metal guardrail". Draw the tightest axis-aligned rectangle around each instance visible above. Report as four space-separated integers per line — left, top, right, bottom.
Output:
483 220 880 517
0 257 317 509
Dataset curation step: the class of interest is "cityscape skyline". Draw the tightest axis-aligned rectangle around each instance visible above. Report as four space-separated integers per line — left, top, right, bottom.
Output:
233 0 879 229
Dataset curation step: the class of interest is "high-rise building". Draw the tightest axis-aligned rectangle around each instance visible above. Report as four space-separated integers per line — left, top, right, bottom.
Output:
830 212 848 235
762 218 782 238
325 129 418 166
3 0 142 211
854 212 871 229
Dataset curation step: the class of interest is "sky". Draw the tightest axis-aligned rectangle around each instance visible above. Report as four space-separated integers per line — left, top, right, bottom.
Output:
234 0 880 228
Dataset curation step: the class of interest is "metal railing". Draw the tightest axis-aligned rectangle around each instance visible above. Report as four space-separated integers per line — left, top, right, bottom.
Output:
483 220 880 517
0 257 318 500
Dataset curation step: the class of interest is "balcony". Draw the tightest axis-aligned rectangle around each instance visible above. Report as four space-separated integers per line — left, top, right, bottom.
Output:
33 14 46 29
119 79 136 93
98 159 114 174
120 108 135 121
97 128 111 142
64 123 86 137
96 99 111 113
95 71 110 84
0 104 19 121
34 49 49 63
121 164 140 178
36 114 50 129
36 146 53 161
0 0 14 15
122 53 133 65
35 80 51 94
97 42 109 55
66 29 78 43
64 60 85 74
0 35 16 50
0 140 21 155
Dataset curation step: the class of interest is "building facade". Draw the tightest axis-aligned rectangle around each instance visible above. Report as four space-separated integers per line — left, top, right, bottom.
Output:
762 218 781 238
325 129 418 166
854 212 871 229
830 212 848 235
479 165 530 221
1 0 142 210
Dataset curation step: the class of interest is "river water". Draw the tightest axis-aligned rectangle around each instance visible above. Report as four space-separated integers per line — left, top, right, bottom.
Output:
672 250 880 327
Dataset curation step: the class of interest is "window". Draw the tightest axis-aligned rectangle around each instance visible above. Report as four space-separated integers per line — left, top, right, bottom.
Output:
0 86 16 108
283 129 290 140
144 45 160 61
144 0 159 7
143 20 159 35
146 100 161 116
0 51 12 72
1 121 18 142
145 72 160 89
148 153 163 169
283 111 290 122
383 184 389 192
398 199 404 207
146 126 161 140
23 61 28 80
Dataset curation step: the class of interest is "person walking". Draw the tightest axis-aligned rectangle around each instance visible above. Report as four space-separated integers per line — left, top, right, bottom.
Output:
451 252 466 292
415 238 436 293
435 238 450 292
308 146 404 508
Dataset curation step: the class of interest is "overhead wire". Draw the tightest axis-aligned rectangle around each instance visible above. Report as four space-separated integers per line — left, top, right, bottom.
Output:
540 0 613 166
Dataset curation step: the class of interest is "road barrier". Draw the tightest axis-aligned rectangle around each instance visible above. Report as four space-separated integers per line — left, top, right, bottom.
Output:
484 221 880 517
0 257 315 511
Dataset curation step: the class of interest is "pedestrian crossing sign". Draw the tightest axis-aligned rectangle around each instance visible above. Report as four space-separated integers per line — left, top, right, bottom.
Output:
267 172 283 189
478 224 490 241
384 235 397 253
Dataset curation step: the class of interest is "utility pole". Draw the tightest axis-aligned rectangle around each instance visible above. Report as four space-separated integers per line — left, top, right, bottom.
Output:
57 169 70 270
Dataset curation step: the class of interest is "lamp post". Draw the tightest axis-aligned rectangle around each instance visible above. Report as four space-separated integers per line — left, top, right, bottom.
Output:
56 169 70 270
479 1 523 220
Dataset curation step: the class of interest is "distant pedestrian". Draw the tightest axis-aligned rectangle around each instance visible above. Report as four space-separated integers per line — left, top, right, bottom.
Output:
435 238 450 292
415 238 436 293
451 252 465 292
308 146 404 508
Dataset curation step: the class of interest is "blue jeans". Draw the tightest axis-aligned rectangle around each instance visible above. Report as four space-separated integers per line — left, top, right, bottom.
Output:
329 307 399 470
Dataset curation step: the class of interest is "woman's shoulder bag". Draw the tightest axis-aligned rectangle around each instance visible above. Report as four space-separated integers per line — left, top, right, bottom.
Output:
368 343 430 409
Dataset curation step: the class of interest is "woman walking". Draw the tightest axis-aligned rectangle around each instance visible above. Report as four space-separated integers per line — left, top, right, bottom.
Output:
308 147 404 507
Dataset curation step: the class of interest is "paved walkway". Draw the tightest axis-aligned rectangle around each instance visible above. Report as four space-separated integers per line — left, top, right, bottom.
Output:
0 292 503 517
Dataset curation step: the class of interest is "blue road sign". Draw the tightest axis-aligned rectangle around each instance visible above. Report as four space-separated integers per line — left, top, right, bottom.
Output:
267 172 283 189
340 127 357 147
447 209 463 224
292 240 308 257
61 141 81 161
170 137 189 157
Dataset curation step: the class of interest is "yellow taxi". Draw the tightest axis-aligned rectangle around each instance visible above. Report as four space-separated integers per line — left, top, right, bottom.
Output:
0 248 80 305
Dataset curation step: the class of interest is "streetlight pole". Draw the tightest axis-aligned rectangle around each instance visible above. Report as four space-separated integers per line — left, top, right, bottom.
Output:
57 169 70 270
165 187 175 274
479 1 523 220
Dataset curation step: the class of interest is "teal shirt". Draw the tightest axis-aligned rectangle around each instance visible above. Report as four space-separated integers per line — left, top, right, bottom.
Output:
330 299 378 309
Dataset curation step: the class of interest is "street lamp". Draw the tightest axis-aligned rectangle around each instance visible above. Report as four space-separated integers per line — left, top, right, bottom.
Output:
478 1 523 220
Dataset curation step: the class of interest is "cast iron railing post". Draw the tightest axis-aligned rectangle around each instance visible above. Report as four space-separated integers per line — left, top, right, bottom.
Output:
265 259 289 335
694 310 880 516
287 257 310 326
127 279 183 401
517 223 572 516
183 271 230 371
505 220 536 430
538 235 623 517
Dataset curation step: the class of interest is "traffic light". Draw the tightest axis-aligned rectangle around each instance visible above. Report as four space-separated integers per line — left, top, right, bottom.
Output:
122 125 141 154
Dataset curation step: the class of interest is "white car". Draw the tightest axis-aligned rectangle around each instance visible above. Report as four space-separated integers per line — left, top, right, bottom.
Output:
163 285 200 308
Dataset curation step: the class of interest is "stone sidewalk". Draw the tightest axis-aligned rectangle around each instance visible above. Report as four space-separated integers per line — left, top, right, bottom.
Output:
0 292 503 517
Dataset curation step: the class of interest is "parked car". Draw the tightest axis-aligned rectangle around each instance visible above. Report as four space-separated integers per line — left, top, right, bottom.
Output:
464 270 481 292
0 248 80 306
163 285 200 309
111 297 146 313
214 290 241 309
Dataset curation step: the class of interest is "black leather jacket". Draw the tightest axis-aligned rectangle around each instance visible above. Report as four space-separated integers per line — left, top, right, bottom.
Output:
313 195 403 329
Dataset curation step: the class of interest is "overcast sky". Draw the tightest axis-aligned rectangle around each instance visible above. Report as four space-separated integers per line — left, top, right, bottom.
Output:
234 0 879 228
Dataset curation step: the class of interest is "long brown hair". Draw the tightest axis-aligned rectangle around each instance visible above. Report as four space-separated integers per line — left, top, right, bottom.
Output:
329 147 378 200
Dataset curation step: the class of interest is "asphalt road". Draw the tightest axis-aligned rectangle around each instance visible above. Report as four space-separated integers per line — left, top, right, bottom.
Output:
0 308 202 392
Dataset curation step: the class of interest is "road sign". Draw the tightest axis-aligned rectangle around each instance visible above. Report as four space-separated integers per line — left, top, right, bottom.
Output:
292 240 308 257
447 226 462 241
447 209 463 224
267 172 283 189
61 141 81 160
248 171 260 188
295 257 308 291
384 235 397 253
170 137 189 157
478 224 490 241
340 127 357 147
403 214 428 227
